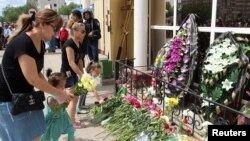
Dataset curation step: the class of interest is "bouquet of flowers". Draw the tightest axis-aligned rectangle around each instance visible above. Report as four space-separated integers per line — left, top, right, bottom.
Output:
73 74 97 96
54 74 97 112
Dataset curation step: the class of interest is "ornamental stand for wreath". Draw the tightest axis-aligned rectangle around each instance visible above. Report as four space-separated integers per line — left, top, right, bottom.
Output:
199 32 249 123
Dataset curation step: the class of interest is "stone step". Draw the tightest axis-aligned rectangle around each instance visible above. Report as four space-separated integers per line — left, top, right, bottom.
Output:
101 78 115 86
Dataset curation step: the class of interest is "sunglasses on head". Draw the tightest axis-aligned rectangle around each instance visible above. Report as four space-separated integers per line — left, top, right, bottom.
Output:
47 23 59 32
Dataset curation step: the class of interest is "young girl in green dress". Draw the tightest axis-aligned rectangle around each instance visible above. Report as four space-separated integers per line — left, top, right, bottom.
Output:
41 69 75 141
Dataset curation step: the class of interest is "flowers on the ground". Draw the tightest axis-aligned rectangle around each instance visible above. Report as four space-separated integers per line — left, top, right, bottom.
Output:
124 95 141 109
166 97 179 107
94 96 111 105
165 97 179 116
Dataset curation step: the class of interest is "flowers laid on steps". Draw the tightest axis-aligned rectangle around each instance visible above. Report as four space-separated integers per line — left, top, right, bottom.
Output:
165 97 179 116
90 85 199 141
200 32 249 120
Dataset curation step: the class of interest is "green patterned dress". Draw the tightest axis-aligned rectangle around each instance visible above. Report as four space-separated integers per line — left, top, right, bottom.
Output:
41 95 75 141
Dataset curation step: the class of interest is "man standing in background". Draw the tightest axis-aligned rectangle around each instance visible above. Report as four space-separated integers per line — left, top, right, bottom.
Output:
83 9 101 62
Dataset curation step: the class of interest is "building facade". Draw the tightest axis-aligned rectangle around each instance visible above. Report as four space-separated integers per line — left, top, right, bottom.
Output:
93 0 250 66
36 0 66 11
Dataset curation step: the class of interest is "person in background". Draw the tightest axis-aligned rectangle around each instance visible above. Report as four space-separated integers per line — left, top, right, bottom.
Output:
59 22 69 48
0 9 72 141
83 9 101 62
70 10 88 69
48 36 56 52
3 23 11 48
61 22 86 129
0 26 4 50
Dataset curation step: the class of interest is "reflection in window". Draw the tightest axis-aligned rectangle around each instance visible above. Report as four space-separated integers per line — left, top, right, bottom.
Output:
193 32 211 83
217 0 250 27
177 0 212 26
151 30 173 64
151 0 174 25
166 1 174 25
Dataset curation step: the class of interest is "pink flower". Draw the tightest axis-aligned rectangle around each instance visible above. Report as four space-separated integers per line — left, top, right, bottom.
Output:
165 89 171 94
183 57 190 63
178 76 185 81
246 91 250 97
181 67 189 73
115 80 121 84
184 47 190 54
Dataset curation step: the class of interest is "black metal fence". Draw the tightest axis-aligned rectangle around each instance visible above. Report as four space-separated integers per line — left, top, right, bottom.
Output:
114 59 250 137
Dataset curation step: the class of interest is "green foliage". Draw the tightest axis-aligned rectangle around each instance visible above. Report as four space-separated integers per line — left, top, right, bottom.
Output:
201 84 208 95
58 3 80 17
211 86 223 101
2 3 35 23
90 95 123 124
228 69 239 83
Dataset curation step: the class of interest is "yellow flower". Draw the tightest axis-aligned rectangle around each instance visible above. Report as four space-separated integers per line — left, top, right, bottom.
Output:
81 75 89 83
77 82 83 87
90 80 97 88
166 97 179 107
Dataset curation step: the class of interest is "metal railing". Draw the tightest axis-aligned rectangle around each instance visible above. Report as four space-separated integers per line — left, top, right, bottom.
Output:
114 59 250 137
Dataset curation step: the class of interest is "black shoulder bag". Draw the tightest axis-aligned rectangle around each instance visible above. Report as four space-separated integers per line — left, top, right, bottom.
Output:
1 65 45 115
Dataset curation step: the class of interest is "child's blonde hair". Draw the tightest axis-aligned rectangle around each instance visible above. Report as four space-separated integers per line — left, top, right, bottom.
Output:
86 61 101 74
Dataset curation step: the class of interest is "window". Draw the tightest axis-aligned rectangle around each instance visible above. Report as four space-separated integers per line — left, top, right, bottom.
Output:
177 0 212 26
54 3 57 7
150 0 249 64
216 0 250 27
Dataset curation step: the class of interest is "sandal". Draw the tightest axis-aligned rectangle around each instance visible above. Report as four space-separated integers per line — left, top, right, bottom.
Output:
73 122 81 129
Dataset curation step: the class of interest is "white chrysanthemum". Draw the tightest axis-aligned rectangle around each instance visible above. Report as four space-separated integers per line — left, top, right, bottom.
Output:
227 56 239 64
201 98 214 107
222 79 233 91
224 46 237 55
148 86 156 95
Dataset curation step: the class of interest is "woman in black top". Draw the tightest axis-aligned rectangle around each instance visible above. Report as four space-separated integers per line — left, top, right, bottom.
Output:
0 9 72 141
61 22 85 128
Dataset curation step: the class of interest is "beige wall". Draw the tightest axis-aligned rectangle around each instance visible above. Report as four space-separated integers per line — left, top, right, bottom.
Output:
93 0 105 55
93 0 134 62
150 0 166 63
110 0 134 61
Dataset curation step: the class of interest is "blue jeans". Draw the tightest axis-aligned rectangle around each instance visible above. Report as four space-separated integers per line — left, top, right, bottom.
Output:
0 102 45 141
65 74 78 88
48 37 56 52
78 93 87 107
87 41 99 62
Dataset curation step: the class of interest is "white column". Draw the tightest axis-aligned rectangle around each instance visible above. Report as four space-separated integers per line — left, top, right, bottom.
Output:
82 0 91 9
210 0 217 44
134 0 148 67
